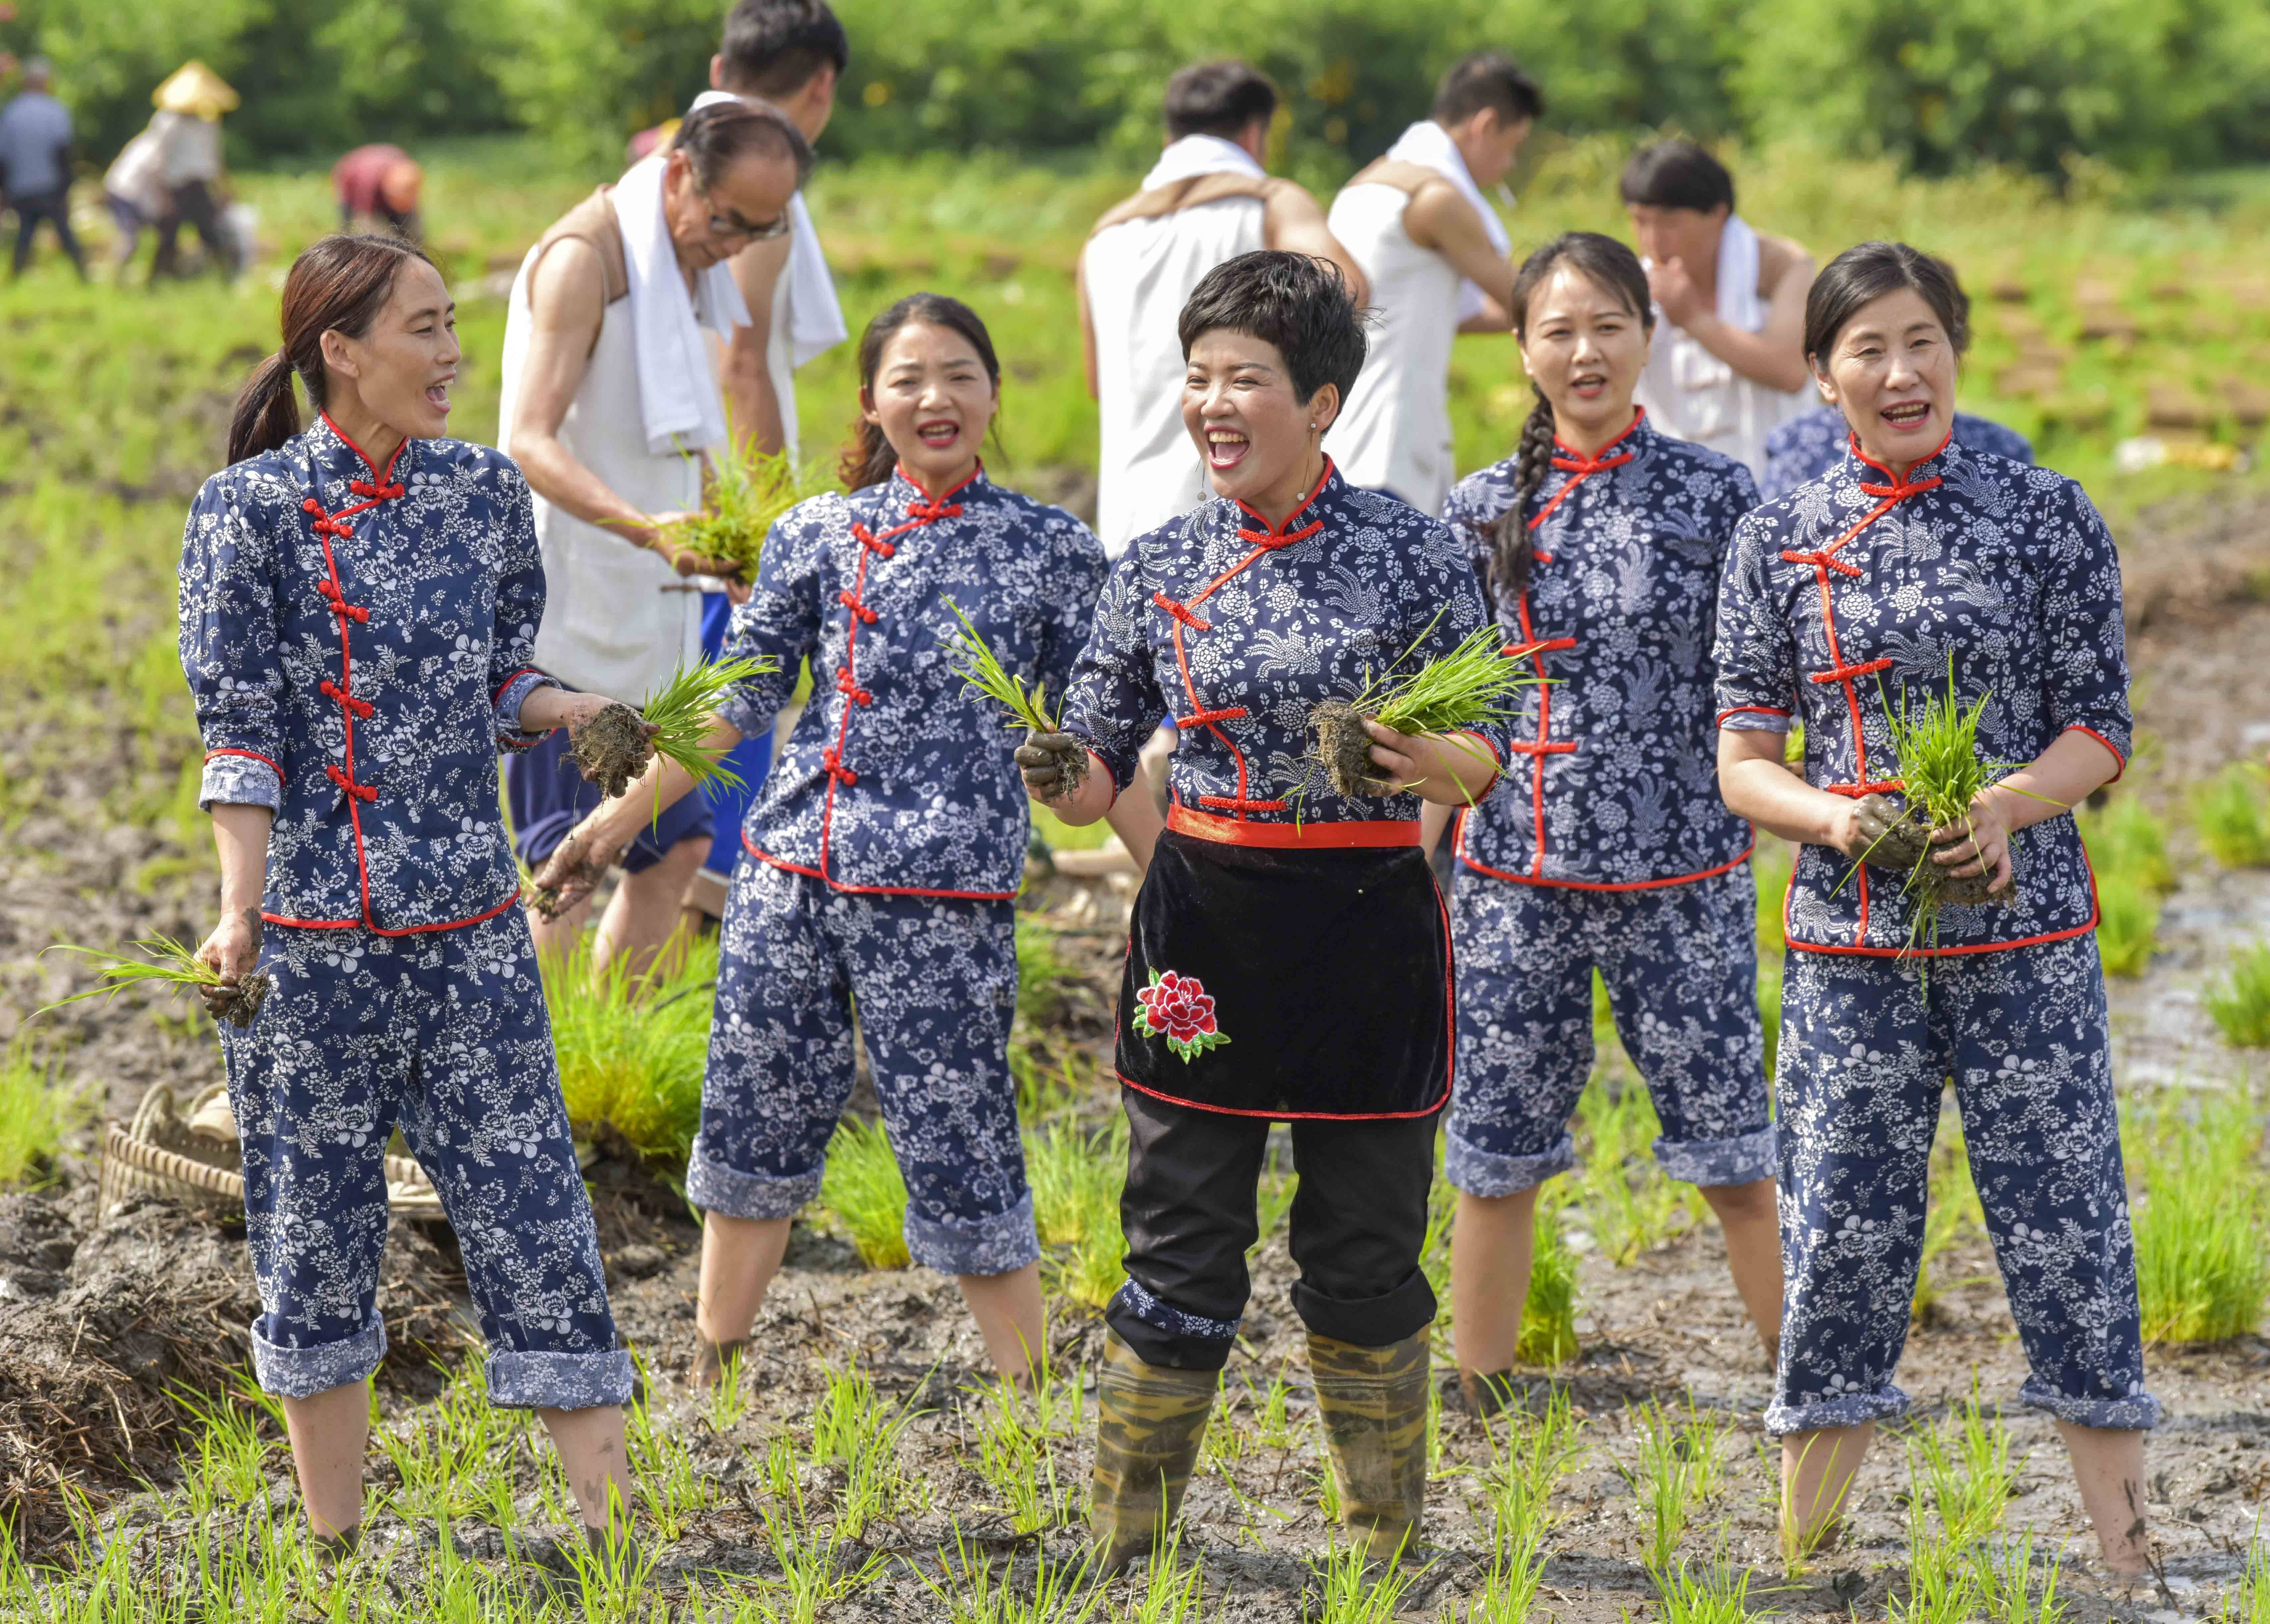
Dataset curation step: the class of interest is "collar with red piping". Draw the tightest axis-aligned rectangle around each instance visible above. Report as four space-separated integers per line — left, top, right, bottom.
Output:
1525 407 1647 534
1843 425 1953 501
884 460 986 524
1232 456 1337 549
312 410 412 500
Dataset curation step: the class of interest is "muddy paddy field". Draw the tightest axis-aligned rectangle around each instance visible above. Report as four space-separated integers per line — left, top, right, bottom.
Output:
4 156 2270 1620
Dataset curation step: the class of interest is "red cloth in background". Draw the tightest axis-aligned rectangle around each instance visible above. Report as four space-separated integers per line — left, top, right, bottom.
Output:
333 144 421 215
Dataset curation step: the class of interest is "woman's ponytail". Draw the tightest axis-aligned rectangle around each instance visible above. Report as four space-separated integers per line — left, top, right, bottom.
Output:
227 350 303 465
838 418 897 493
223 232 436 467
1488 388 1557 599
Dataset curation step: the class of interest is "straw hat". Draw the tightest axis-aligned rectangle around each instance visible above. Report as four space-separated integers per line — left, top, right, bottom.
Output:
152 61 239 120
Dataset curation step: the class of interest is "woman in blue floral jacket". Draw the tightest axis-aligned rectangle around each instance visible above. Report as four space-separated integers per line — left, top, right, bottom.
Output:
1716 241 2152 1570
182 235 644 1559
1030 250 1510 1572
1433 233 1781 1414
540 294 1137 1391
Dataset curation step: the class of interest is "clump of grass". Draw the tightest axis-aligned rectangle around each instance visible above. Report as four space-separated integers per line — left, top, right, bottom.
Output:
36 934 268 1028
1617 1400 1727 1571
1911 1118 1985 1325
0 1039 86 1186
2192 762 2270 868
1575 1070 1704 1266
654 417 837 576
1015 918 1083 1029
542 935 713 1164
1026 1120 1123 1249
1518 1185 1582 1368
2207 942 2270 1048
1910 1386 2015 1546
822 1117 912 1269
2084 792 2176 977
809 1358 922 1538
1308 619 1535 800
2132 1087 2270 1342
942 598 1087 799
1653 1552 1761 1624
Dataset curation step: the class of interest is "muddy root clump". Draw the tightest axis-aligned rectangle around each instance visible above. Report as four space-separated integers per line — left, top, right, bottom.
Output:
1309 699 1383 799
1858 799 2015 910
219 970 270 1028
569 702 651 799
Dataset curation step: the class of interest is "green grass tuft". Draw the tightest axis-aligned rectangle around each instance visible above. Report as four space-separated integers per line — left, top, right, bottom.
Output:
639 654 780 815
1352 619 1537 741
2082 791 2175 977
0 1040 84 1186
34 933 225 1016
1517 1185 1582 1369
2192 763 2270 868
2132 1088 2270 1342
541 936 714 1165
2207 941 2270 1049
822 1117 912 1270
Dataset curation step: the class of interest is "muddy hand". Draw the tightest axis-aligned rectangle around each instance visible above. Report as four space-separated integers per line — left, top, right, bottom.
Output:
1931 804 2013 893
1016 729 1086 801
531 825 613 913
1353 719 1418 796
195 907 262 1016
1844 792 1928 868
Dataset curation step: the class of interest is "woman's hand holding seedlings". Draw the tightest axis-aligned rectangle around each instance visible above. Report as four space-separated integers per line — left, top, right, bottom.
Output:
1357 720 1501 807
1017 729 1115 826
521 688 654 741
196 802 273 1016
1932 794 2013 893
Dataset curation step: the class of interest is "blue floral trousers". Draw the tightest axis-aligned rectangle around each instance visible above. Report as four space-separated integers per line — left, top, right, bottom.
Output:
1770 935 2158 1434
685 860 1039 1276
222 910 630 1409
1446 866 1776 1197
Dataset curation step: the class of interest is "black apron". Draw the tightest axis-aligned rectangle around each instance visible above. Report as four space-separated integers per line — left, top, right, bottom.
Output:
1115 826 1452 1120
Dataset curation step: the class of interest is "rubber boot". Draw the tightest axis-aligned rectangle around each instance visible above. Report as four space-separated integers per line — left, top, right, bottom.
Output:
1087 1330 1217 1577
1309 1326 1431 1564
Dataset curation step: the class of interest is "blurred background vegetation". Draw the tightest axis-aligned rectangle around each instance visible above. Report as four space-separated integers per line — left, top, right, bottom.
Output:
7 0 2270 180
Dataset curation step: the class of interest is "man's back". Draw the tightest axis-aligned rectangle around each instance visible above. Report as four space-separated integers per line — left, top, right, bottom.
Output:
0 91 72 195
1084 189 1269 555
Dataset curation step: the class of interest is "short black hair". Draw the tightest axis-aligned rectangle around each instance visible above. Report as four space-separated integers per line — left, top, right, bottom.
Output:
674 98 817 192
1163 60 1278 141
1804 241 1971 366
1619 139 1735 214
718 0 850 99
1430 51 1544 128
1177 250 1367 405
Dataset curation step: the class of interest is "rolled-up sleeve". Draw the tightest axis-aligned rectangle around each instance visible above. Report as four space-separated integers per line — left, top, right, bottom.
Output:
488 462 557 752
180 476 287 811
2039 480 2132 778
1712 511 1796 733
716 499 823 739
1060 549 1166 796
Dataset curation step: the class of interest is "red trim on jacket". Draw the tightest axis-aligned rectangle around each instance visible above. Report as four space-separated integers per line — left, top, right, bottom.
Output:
1718 705 1790 726
1452 812 1757 891
2064 724 2127 783
1167 803 1420 848
1231 459 1334 549
204 747 286 784
742 830 1020 901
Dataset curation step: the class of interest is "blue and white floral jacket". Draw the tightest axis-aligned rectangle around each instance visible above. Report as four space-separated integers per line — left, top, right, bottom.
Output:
1444 411 1759 889
180 415 555 934
1760 405 2033 503
716 465 1106 898
1061 461 1511 841
1714 432 2130 955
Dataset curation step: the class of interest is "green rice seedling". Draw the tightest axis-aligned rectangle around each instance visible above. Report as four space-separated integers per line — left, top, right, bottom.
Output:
1890 1498 1980 1624
656 414 837 576
36 932 268 1028
2133 1087 2270 1341
942 597 1065 727
1909 1386 2014 1547
703 1344 754 1433
1480 1385 1584 1534
1650 1551 1761 1624
2221 1522 2270 1624
1250 1367 1298 1450
377 1360 530 1526
2080 791 2175 895
2207 942 2270 1048
1252 1132 1298 1256
1464 1515 1550 1622
821 1116 912 1269
168 1383 275 1517
1517 1184 1581 1368
0 1038 84 1186
1313 1535 1425 1615
1126 1525 1207 1624
974 1379 1074 1533
916 1534 1104 1624
1618 1400 1715 1571
1575 1076 1703 1266
1973 1533 2067 1624
1026 1121 1120 1247
1912 1119 1984 1325
627 1376 713 1542
2094 871 2163 978
1309 618 1535 801
2192 763 2270 868
543 935 715 1165
810 1358 921 1537
1015 918 1084 1030
1048 1129 1131 1312
631 653 779 816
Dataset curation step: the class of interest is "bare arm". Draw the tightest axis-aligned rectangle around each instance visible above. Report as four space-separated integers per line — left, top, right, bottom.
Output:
1654 240 1814 393
1104 785 1161 873
722 233 793 456
1720 729 1861 851
530 716 735 909
194 804 273 1013
1361 722 1504 807
1398 181 1512 325
1264 184 1370 309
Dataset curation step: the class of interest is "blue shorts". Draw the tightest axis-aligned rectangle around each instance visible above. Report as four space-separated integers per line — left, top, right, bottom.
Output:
504 712 714 872
699 591 773 880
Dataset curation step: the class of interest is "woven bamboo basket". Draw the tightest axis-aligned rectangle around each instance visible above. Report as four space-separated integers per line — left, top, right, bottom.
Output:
99 1083 443 1221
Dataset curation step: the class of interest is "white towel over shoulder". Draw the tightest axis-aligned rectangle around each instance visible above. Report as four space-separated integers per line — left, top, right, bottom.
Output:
1140 133 1267 190
1380 120 1511 322
611 152 748 456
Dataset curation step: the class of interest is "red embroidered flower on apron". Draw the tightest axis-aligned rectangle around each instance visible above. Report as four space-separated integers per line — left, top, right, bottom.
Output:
1133 969 1230 1062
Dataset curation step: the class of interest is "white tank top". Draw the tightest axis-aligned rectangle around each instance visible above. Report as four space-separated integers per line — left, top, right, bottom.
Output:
498 233 706 703
1085 196 1267 556
1322 183 1462 517
1634 325 1809 480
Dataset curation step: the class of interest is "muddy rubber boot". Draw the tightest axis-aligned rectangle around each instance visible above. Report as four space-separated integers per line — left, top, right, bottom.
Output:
1310 1326 1432 1565
1087 1330 1217 1577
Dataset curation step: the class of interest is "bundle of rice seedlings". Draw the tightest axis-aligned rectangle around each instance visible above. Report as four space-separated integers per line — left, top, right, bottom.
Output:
568 654 778 823
940 599 1086 794
542 936 713 1164
651 413 837 576
35 934 268 1028
822 1118 911 1269
2132 1087 2270 1341
1307 616 1539 800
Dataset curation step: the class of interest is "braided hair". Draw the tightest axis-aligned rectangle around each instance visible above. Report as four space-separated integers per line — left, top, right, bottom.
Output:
1486 232 1654 601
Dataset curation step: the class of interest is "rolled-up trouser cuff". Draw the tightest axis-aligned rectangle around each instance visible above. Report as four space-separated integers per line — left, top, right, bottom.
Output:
250 1309 387 1399
487 1347 635 1411
1444 1126 1574 1198
1107 1278 1241 1372
685 1136 821 1219
2019 1376 2161 1431
1655 1122 1778 1187
1765 1382 1910 1436
906 1191 1039 1276
1291 1266 1437 1349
